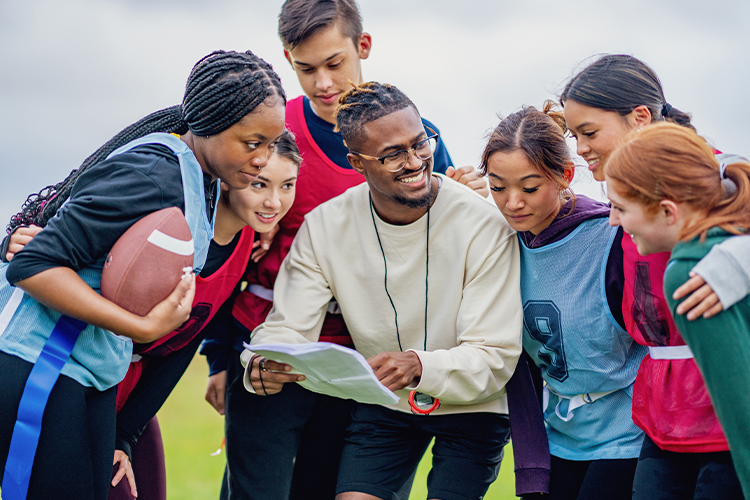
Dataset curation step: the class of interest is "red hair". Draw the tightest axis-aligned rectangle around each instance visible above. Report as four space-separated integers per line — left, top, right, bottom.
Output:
605 122 750 241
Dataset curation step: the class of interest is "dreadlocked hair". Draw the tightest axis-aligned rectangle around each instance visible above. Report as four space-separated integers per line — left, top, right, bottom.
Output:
335 81 416 151
8 50 286 233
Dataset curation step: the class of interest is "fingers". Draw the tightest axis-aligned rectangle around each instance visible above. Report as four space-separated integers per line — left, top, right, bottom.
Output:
262 359 294 372
141 272 196 340
6 225 43 260
674 276 725 320
702 301 724 319
161 272 196 325
445 166 456 178
174 272 197 312
112 450 137 497
446 166 489 197
675 282 711 316
205 371 227 415
682 288 723 321
251 225 280 262
672 273 705 300
251 246 268 263
111 462 126 486
249 356 303 395
367 351 421 392
466 178 489 198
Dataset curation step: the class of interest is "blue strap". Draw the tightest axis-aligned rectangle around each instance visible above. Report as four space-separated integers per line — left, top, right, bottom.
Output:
1 315 85 500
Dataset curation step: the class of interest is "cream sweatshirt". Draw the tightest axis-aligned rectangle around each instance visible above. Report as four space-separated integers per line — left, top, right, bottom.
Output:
249 174 522 415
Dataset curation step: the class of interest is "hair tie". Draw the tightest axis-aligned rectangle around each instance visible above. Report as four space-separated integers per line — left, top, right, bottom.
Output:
661 102 672 118
719 162 728 179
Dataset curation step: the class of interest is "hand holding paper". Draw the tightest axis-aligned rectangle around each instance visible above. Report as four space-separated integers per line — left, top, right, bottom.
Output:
245 342 400 405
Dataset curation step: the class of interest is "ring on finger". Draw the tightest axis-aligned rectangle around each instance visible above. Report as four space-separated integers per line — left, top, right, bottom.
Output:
259 358 268 372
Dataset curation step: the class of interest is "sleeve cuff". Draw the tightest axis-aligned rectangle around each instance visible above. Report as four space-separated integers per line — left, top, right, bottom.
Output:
115 434 135 462
692 243 750 308
240 349 257 394
205 349 230 376
514 467 551 496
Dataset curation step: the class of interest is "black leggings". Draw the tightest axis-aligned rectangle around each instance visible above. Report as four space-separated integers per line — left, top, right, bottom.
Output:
0 351 117 500
632 434 743 500
524 455 637 500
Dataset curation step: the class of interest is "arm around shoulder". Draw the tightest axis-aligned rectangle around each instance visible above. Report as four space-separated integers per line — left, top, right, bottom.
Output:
691 234 750 309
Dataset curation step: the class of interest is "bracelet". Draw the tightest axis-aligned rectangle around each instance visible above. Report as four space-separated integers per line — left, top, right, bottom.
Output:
248 354 263 394
257 356 268 395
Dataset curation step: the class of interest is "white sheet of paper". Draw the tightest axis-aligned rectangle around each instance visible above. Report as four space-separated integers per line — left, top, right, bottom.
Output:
244 342 399 406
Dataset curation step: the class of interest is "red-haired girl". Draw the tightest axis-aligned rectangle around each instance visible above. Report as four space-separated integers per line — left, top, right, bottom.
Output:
606 122 750 498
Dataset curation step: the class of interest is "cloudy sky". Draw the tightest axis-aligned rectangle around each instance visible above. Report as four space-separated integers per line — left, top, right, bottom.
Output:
1 0 748 226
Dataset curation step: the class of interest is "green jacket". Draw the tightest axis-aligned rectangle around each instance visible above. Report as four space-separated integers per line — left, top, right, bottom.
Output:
665 228 750 496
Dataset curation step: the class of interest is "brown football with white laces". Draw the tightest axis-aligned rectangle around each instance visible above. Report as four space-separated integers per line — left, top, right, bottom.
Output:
101 207 194 317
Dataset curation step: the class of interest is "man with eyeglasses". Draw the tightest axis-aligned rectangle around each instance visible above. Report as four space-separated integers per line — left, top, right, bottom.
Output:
202 1 490 499
245 81 523 500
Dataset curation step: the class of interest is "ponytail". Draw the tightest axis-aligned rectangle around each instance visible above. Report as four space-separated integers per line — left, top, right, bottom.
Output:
561 54 695 131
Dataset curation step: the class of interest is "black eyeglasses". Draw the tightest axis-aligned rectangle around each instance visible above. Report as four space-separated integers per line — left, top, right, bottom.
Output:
351 126 439 173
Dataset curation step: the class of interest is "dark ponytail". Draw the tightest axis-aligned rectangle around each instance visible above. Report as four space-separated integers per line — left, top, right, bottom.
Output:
560 54 694 131
8 50 286 233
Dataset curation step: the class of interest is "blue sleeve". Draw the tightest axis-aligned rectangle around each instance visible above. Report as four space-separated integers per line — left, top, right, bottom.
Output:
421 117 453 175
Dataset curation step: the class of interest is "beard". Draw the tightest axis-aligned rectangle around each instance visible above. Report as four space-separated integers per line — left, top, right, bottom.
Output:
391 174 433 208
390 163 434 208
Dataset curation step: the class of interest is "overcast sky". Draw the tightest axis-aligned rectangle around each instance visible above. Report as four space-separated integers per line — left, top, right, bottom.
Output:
1 0 748 226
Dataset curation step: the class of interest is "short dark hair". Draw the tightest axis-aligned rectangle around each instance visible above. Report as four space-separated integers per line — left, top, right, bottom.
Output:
335 81 417 151
560 54 694 130
278 0 362 50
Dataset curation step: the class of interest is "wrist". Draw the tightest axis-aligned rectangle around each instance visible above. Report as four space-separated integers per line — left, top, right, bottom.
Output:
409 350 423 384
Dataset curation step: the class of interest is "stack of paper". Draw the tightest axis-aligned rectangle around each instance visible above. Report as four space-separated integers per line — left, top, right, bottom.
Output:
245 342 399 406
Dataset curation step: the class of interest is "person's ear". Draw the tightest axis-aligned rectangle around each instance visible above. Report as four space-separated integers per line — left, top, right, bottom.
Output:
562 161 575 186
283 50 293 68
631 105 652 129
348 153 366 175
358 33 372 60
659 199 679 225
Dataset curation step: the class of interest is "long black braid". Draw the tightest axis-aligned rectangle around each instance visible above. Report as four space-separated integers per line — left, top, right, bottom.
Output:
8 50 285 233
335 81 416 151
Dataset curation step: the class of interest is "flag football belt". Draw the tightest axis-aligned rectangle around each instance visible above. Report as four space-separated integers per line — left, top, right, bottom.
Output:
543 385 618 422
648 345 694 360
248 284 342 315
2 288 86 500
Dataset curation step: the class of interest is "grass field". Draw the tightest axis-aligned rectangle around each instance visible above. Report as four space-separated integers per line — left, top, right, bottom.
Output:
158 354 517 499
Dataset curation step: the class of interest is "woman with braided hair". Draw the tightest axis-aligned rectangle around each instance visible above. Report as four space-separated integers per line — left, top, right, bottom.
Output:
0 49 286 500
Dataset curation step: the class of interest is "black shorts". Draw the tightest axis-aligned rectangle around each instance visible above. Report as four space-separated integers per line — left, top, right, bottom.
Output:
336 404 510 500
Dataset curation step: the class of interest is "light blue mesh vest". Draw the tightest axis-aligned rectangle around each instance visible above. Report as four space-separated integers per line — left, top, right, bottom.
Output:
0 133 216 390
520 218 646 460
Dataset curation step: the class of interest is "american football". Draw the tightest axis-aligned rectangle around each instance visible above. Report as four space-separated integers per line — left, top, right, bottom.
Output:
101 207 194 317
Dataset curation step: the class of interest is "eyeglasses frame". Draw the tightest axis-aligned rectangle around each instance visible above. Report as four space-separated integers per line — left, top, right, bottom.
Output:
350 125 439 173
